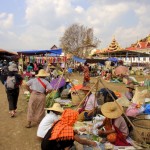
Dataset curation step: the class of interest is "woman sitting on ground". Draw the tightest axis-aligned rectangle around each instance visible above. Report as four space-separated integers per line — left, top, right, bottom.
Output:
97 102 130 146
41 109 97 150
78 86 98 122
37 103 64 139
124 84 135 101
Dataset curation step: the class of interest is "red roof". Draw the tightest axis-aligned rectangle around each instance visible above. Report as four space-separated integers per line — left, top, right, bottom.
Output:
126 41 150 51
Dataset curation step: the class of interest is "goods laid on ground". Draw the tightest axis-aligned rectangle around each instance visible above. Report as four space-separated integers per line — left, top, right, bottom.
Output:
46 90 59 108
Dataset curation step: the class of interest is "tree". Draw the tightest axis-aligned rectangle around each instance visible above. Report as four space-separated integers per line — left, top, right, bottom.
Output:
60 23 100 58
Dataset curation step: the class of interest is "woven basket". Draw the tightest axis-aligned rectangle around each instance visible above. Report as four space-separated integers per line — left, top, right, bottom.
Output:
71 90 85 105
132 119 150 143
136 114 150 119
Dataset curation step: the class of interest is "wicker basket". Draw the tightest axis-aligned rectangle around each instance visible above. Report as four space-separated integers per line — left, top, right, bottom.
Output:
71 90 85 105
136 114 150 119
132 119 150 143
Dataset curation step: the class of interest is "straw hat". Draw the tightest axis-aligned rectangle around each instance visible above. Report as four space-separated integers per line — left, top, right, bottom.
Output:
50 65 55 69
126 84 135 90
81 86 90 91
66 79 70 82
45 103 64 113
101 102 123 119
8 63 18 72
35 69 49 77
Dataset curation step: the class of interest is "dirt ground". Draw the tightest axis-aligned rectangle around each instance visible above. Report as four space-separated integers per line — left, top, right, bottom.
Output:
0 73 149 150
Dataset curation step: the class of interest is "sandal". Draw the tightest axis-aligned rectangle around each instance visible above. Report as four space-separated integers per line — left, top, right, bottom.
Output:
25 122 32 128
10 114 15 118
25 124 32 128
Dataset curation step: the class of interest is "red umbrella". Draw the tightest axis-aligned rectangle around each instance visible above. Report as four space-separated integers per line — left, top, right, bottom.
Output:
114 65 129 76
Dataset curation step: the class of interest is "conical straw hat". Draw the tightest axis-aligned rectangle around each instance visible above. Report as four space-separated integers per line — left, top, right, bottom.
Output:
101 102 123 119
35 69 49 77
45 103 64 113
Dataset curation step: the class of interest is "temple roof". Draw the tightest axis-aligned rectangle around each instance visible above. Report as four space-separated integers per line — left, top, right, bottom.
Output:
126 34 150 51
103 37 123 52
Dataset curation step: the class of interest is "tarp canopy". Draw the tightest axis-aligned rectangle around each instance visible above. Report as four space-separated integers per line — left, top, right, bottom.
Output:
17 49 62 56
85 59 106 65
73 56 107 65
107 57 118 63
0 48 18 56
73 56 86 63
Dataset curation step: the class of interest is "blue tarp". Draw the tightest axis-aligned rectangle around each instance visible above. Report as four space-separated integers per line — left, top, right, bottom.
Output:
107 57 118 63
73 56 86 63
17 49 62 55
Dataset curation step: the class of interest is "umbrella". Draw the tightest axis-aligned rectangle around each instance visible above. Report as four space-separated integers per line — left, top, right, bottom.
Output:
70 84 83 91
114 65 129 76
50 77 66 90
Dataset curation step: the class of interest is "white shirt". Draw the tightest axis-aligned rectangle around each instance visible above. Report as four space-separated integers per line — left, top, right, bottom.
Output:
37 111 59 138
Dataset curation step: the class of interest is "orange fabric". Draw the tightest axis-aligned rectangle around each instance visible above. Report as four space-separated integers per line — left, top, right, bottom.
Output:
49 109 79 141
70 84 83 91
107 133 117 143
103 118 112 131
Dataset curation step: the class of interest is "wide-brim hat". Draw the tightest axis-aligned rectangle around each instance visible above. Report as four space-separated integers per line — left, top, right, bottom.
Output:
50 65 55 69
35 69 49 77
66 79 70 82
101 102 123 119
81 86 91 91
45 103 64 113
126 84 135 90
8 64 18 72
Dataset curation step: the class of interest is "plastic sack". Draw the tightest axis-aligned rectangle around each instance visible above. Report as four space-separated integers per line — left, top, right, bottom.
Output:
144 104 150 114
126 103 140 117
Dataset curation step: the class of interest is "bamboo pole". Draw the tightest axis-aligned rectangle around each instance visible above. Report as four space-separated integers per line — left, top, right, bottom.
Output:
75 78 100 110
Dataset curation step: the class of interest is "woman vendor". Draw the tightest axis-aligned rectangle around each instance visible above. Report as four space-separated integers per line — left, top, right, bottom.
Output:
97 102 130 146
78 86 98 121
37 103 64 138
41 109 97 150
83 62 90 86
25 69 52 128
125 84 135 101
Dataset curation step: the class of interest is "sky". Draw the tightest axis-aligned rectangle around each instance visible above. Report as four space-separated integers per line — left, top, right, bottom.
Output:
0 0 150 51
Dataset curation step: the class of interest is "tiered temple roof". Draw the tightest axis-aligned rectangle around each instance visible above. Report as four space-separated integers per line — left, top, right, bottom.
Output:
107 37 123 51
126 34 150 51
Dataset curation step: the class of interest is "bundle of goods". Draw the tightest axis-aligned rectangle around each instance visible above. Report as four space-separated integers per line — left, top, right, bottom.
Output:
46 90 59 108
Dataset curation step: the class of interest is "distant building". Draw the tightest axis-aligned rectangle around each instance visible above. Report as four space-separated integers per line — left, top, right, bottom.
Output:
93 35 150 65
50 45 58 49
124 34 150 64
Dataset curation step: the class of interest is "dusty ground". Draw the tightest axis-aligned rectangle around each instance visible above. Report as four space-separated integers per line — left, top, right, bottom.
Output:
0 73 149 150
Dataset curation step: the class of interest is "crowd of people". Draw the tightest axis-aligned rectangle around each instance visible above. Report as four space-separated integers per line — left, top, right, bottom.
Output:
1 59 148 150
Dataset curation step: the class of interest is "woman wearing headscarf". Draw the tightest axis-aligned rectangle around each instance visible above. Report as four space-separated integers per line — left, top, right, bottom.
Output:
41 109 97 150
97 102 130 146
25 69 52 128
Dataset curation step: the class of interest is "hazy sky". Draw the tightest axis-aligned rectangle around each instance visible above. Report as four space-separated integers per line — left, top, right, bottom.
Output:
0 0 150 51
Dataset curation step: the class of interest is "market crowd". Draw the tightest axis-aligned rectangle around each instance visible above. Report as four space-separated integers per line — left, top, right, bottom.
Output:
0 59 150 150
